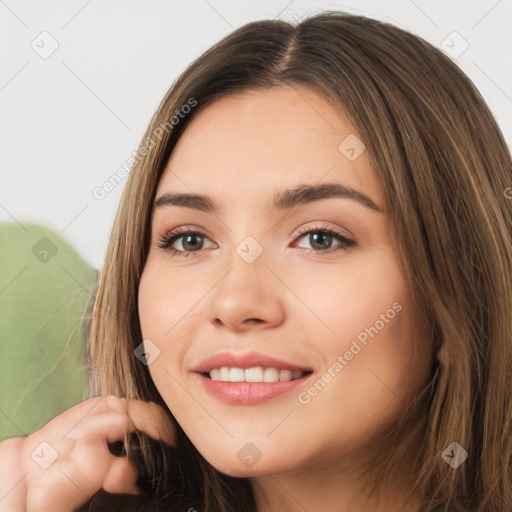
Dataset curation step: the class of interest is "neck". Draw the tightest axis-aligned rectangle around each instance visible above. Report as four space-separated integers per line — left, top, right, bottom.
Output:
250 436 423 512
251 466 421 512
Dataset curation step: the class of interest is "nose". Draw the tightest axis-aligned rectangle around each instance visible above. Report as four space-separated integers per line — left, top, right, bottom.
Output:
206 248 286 332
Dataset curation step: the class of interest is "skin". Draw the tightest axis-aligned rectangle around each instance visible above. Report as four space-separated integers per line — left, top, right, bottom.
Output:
138 84 434 511
0 397 175 511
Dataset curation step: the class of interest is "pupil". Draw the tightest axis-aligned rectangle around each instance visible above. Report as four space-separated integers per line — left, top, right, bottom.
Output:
311 232 331 250
183 234 202 251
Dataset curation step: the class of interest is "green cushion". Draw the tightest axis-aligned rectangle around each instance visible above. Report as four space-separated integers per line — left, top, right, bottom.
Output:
0 223 97 440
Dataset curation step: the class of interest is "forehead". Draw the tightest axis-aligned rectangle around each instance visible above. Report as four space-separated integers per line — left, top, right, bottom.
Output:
155 85 381 211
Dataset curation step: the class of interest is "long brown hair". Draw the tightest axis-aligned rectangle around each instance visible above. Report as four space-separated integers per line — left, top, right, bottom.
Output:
86 10 512 511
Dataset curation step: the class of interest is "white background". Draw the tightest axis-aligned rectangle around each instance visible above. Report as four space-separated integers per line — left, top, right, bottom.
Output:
1 0 511 270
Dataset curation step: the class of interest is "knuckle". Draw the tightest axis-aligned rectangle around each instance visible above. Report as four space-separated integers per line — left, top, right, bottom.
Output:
99 395 130 419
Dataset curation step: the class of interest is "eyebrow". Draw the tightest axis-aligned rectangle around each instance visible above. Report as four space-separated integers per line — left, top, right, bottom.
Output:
152 182 382 214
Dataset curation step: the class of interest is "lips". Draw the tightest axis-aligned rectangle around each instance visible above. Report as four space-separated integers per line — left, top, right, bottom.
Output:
192 351 314 405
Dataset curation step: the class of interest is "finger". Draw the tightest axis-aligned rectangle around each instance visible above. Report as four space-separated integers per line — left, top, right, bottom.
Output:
97 397 175 446
102 455 140 495
124 400 176 446
65 409 136 445
25 439 111 511
33 397 106 438
45 437 137 500
51 397 175 447
35 396 122 441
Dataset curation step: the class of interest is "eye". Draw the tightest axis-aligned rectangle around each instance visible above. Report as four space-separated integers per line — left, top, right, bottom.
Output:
292 223 356 255
157 226 214 258
156 223 356 258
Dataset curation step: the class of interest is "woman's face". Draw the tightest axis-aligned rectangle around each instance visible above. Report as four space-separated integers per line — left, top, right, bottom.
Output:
138 84 433 478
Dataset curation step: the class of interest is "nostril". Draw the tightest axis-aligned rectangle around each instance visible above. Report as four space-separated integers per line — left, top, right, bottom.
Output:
245 318 264 325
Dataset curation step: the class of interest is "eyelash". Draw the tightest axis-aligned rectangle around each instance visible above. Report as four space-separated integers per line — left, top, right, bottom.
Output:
156 223 356 258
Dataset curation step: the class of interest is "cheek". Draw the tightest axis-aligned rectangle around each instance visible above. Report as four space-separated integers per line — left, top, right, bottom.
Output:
289 246 408 351
295 248 428 408
137 260 199 384
138 259 202 340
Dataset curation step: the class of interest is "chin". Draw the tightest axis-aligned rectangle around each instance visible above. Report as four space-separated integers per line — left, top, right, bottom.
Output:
195 444 300 479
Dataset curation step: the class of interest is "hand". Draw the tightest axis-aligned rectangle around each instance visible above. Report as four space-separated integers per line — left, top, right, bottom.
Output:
0 396 175 512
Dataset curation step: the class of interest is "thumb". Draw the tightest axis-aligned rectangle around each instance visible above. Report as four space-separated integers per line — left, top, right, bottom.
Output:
102 455 140 495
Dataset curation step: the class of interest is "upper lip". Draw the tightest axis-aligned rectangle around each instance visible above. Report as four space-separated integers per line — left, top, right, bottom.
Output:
193 351 313 373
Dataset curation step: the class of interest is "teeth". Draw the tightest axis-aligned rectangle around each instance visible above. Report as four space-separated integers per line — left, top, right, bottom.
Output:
263 367 279 382
279 369 293 381
210 368 221 380
208 366 307 383
245 367 263 382
229 368 245 382
219 367 230 381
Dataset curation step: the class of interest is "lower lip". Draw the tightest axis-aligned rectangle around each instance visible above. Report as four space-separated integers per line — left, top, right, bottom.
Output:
197 373 312 405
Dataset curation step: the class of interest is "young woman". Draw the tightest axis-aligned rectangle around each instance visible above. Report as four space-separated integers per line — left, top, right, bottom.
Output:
1 10 511 512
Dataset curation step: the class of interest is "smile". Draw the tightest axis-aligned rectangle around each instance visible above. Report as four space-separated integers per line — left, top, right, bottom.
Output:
193 350 314 404
207 366 308 382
